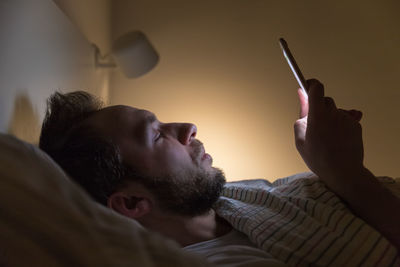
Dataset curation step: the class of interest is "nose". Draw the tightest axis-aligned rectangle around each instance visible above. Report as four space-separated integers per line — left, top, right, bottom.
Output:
177 123 197 145
163 122 197 145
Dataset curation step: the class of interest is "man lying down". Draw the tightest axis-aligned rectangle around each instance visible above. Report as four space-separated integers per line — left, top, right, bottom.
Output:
39 79 400 266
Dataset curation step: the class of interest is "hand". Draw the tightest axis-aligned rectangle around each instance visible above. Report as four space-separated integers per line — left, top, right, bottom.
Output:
294 80 400 251
294 79 364 181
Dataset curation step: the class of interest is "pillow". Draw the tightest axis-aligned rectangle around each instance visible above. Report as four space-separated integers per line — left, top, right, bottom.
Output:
0 133 209 267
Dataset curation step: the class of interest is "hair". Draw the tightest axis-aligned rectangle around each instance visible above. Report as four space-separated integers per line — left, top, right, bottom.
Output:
39 91 133 205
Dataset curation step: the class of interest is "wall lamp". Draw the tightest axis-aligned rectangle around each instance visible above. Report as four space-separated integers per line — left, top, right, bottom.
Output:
94 31 159 78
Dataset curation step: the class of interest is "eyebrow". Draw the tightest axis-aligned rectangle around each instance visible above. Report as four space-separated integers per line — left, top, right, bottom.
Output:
146 113 157 124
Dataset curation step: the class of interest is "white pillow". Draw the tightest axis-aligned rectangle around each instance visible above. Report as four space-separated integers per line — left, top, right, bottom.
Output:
0 133 209 267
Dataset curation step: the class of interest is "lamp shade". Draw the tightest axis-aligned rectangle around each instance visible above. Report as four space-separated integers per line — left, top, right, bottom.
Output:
112 31 159 78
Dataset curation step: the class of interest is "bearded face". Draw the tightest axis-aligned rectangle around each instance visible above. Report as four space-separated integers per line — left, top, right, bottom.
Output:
138 166 226 216
84 105 226 216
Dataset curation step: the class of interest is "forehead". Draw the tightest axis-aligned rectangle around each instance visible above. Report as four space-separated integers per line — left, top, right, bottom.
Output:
94 105 149 120
86 105 155 138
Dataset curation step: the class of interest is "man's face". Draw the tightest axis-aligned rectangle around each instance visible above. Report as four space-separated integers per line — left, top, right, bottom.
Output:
86 105 225 215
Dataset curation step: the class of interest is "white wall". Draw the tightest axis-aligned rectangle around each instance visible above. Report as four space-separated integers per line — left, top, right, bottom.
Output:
53 0 111 55
0 0 110 143
110 0 400 180
2 0 397 179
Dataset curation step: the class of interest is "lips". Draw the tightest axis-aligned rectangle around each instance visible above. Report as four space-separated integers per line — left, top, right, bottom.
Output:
191 139 212 163
202 152 212 161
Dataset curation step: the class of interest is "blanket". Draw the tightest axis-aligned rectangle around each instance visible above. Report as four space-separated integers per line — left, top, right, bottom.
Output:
214 173 400 266
0 133 210 267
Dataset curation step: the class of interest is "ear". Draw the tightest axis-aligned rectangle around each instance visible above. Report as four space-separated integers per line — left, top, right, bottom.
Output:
107 192 152 219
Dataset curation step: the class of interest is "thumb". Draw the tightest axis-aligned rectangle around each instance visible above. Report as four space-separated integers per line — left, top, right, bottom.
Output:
298 88 309 118
294 116 307 150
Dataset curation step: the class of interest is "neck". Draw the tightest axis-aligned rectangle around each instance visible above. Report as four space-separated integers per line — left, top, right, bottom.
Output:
140 209 232 247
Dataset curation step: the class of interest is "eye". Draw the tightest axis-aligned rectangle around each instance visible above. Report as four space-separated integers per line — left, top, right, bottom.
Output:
154 131 163 142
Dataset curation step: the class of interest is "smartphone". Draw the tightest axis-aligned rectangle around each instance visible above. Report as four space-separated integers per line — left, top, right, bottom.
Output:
279 38 308 96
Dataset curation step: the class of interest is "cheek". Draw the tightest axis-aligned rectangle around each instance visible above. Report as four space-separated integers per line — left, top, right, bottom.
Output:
153 144 192 174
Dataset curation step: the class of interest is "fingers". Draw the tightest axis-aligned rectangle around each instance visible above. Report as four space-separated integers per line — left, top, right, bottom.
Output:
307 79 325 123
300 78 362 124
307 79 324 98
298 79 327 119
338 109 363 122
307 79 325 113
349 109 363 121
324 97 337 110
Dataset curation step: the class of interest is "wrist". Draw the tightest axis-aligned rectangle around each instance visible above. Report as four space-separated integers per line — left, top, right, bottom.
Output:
322 162 367 181
320 165 373 199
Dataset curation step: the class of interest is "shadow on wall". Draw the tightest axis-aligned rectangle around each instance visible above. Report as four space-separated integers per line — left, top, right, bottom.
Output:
7 93 41 145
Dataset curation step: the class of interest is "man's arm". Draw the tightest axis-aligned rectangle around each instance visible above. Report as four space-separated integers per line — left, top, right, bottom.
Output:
294 79 400 251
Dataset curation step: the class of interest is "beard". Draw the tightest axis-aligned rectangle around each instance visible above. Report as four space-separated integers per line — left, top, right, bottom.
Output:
124 139 226 216
139 166 226 217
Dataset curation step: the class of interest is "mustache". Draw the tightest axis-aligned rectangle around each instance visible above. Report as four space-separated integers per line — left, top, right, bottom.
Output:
191 139 204 162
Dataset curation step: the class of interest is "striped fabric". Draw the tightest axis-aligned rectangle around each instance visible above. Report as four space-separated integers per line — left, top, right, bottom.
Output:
214 172 400 266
